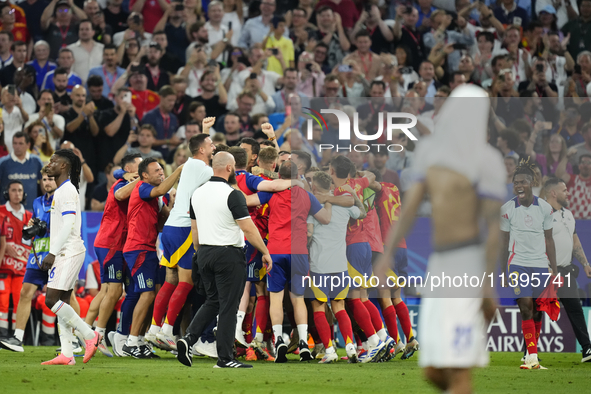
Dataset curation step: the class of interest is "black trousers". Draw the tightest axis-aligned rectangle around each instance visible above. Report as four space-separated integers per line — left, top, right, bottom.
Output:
186 245 246 363
557 265 591 350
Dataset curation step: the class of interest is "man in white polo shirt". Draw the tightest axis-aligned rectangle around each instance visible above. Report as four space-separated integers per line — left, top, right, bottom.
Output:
543 177 591 363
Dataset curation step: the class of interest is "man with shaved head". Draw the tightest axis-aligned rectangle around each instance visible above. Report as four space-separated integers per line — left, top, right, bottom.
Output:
176 151 273 369
63 85 99 177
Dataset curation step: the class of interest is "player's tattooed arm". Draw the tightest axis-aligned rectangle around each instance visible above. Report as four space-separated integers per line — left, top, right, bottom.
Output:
572 234 591 277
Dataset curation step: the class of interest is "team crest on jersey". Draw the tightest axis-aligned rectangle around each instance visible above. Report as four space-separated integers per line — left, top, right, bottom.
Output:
513 286 521 296
524 214 533 227
525 333 533 339
146 278 154 288
116 270 122 280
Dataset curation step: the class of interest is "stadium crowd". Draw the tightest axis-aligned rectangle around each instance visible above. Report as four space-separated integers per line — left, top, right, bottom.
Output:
0 0 590 368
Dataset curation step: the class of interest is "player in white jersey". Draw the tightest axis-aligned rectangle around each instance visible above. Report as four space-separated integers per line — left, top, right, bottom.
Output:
543 177 591 363
146 118 216 350
500 158 558 370
376 86 506 393
40 149 101 365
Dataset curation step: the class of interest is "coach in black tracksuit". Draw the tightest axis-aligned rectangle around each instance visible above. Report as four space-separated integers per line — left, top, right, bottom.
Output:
176 151 273 369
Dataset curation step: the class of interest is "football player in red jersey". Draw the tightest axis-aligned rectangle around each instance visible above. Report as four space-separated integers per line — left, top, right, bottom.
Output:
0 181 33 338
370 169 418 359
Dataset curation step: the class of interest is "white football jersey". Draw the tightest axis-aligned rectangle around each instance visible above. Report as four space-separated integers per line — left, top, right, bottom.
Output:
165 158 213 228
50 180 86 257
500 196 554 268
549 207 576 267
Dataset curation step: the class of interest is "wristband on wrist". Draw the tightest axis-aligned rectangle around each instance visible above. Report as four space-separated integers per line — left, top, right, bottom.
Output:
268 136 276 141
81 161 86 166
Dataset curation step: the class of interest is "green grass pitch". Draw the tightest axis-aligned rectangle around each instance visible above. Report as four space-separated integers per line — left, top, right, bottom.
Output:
1 348 588 394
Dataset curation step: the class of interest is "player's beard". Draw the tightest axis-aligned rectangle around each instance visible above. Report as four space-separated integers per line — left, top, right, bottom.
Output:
228 172 236 185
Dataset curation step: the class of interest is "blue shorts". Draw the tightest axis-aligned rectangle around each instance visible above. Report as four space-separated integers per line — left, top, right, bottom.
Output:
123 250 159 293
346 242 373 289
306 271 350 302
508 265 548 299
23 269 48 288
160 226 194 270
245 240 268 282
394 248 408 278
267 254 309 296
96 247 125 283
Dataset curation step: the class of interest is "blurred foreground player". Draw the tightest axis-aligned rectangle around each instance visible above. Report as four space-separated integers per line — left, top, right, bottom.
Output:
41 150 101 365
377 85 506 393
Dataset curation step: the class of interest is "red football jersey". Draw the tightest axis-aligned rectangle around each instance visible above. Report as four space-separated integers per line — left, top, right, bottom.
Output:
364 209 384 253
333 177 370 245
252 173 273 239
374 182 407 249
124 181 166 252
94 179 131 251
0 206 33 275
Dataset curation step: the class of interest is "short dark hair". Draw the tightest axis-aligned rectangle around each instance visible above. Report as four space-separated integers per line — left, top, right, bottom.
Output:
87 74 104 87
240 137 260 157
58 48 73 57
476 31 495 44
580 153 591 163
120 153 142 169
139 124 158 138
491 54 507 68
292 150 311 172
499 128 520 151
158 85 175 98
370 80 386 90
79 19 94 28
284 67 297 77
543 176 564 192
39 89 56 100
368 168 382 183
355 30 371 40
54 67 68 77
103 43 117 51
138 157 158 180
316 5 332 14
153 30 166 37
228 146 248 169
10 41 26 51
189 133 210 155
330 155 353 179
258 146 278 165
0 31 13 41
13 131 29 143
189 101 204 112
200 69 216 83
372 147 389 157
278 160 294 179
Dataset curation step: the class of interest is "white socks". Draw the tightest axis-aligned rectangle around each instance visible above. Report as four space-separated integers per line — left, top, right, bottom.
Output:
367 334 379 348
14 328 24 342
376 328 388 342
148 325 160 335
95 327 106 337
297 324 308 344
255 332 264 342
326 346 336 354
272 325 283 343
236 311 245 331
51 301 94 340
162 323 174 336
127 335 138 347
58 317 74 358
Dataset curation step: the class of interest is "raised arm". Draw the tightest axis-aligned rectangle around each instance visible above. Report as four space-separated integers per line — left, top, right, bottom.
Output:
150 163 184 197
115 177 140 201
41 0 58 31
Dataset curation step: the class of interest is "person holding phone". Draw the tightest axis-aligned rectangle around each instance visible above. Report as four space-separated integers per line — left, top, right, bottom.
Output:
262 16 294 75
350 3 394 54
1 85 29 155
518 57 559 100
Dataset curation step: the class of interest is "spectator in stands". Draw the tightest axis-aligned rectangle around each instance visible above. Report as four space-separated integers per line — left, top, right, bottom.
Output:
67 19 104 84
195 69 228 119
0 41 30 88
386 131 413 172
352 4 394 54
564 154 591 219
555 106 585 147
311 42 331 75
569 122 591 166
24 90 64 151
448 71 466 91
0 121 7 158
372 148 401 190
170 119 200 160
204 1 233 62
566 51 591 97
178 45 207 97
311 6 350 69
537 0 578 30
113 123 164 163
1 86 29 155
415 0 436 30
497 128 521 157
13 69 36 119
87 44 125 99
112 63 160 121
130 0 168 33
63 85 99 175
142 85 180 160
289 7 314 67
263 16 295 75
458 55 481 85
519 57 559 98
315 0 358 33
0 132 43 210
0 3 30 51
113 12 153 47
90 163 118 211
409 61 440 98
562 0 591 59
27 41 56 91
41 0 88 60
42 48 82 92
218 111 242 146
503 153 518 198
175 101 206 139
421 85 450 124
273 68 306 113
239 0 285 49
153 5 191 65
481 54 508 89
20 0 49 42
296 51 325 98
150 30 183 75
493 0 530 29
502 26 531 85
170 76 192 127
521 21 544 55
0 31 13 70
26 120 54 164
103 0 129 34
492 69 524 124
87 75 114 111
97 87 138 171
91 8 113 44
144 41 170 91
526 130 573 177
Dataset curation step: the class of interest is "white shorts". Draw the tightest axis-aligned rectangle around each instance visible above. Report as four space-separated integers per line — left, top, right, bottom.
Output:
418 245 489 369
47 252 85 291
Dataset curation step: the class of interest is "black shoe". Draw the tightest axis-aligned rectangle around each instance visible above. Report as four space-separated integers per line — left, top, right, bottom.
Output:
298 339 313 362
582 347 591 363
177 338 192 367
214 359 253 368
274 336 288 363
0 336 23 352
122 344 151 359
140 344 160 359
0 327 8 338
